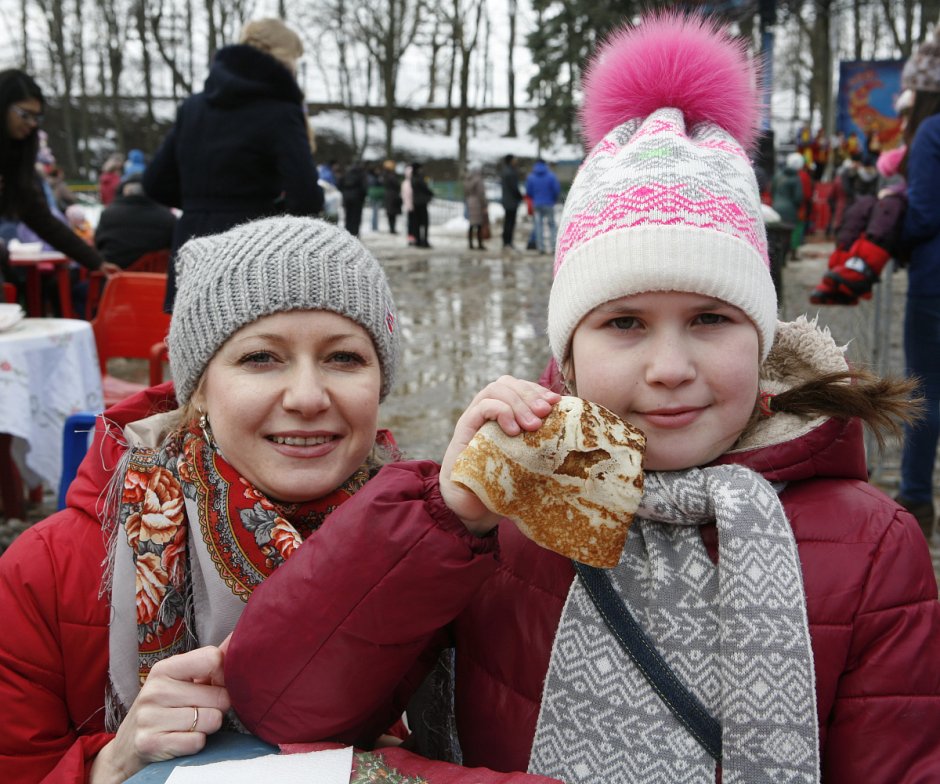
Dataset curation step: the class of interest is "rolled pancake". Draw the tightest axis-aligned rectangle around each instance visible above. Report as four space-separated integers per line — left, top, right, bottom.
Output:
451 396 645 568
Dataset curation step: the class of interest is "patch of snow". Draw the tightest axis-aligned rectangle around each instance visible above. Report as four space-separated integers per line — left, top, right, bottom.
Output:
310 108 584 165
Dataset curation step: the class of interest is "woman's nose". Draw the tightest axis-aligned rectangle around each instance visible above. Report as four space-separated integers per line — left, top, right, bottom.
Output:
282 364 331 413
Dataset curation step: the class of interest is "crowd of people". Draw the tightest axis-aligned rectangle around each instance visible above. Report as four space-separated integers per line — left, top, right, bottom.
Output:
1 11 940 784
316 154 562 255
0 46 563 317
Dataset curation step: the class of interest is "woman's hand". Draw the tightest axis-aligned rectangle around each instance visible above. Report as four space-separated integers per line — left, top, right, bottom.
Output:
89 646 231 784
440 375 560 536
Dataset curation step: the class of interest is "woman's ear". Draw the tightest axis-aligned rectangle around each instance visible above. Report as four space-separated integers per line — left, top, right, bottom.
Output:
189 375 208 414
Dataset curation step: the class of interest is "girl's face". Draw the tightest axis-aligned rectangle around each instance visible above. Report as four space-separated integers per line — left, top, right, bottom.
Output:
570 291 760 471
192 310 382 503
6 97 42 141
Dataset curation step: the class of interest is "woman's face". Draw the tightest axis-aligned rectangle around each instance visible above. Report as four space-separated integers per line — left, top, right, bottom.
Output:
570 291 761 471
6 97 42 141
193 310 382 503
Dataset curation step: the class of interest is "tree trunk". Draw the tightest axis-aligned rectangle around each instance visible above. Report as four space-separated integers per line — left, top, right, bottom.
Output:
47 0 80 173
445 35 456 136
428 17 442 104
75 0 91 176
506 0 517 136
20 0 30 69
205 0 218 63
456 0 483 176
136 0 158 153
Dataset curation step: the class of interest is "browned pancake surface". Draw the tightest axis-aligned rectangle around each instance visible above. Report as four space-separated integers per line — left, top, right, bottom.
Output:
452 397 645 567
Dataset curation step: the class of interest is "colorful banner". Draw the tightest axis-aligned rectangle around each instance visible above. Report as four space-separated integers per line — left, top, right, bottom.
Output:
836 59 906 153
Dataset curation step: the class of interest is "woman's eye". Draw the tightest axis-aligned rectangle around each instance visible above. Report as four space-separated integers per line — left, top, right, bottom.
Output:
239 351 277 365
330 351 365 365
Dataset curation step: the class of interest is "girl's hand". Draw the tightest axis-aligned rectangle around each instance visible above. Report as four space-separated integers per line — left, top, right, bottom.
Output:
441 375 560 535
90 646 231 784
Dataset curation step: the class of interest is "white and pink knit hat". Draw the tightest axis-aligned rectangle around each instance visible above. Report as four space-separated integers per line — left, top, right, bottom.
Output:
548 14 777 365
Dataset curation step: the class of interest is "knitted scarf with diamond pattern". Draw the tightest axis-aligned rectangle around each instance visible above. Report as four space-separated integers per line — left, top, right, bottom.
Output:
528 465 820 784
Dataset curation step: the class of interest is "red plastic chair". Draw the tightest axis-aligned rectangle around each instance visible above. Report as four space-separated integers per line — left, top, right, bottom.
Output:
149 340 169 386
86 249 171 319
91 272 172 407
3 282 16 304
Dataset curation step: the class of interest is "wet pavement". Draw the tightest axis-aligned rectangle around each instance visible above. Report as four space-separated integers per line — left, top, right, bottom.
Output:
3 215 939 584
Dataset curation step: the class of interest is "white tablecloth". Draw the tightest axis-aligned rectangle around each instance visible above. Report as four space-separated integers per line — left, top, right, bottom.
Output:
0 319 103 492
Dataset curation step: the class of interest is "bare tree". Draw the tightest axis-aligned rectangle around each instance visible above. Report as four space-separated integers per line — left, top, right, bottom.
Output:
74 0 91 173
447 0 485 175
149 0 194 95
350 0 424 157
95 0 130 153
426 14 445 104
505 0 517 136
34 0 81 171
20 0 31 69
878 0 919 56
135 0 158 152
445 30 457 135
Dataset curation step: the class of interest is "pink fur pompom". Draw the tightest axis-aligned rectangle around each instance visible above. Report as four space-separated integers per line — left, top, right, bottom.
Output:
580 13 762 151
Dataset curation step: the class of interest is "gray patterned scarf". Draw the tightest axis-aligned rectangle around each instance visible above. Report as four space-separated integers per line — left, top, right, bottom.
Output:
529 465 820 784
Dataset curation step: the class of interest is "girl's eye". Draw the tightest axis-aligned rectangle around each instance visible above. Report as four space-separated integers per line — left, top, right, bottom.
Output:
696 312 728 326
609 316 640 330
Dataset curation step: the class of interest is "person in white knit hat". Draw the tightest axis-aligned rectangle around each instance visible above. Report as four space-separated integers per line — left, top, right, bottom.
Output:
223 14 940 784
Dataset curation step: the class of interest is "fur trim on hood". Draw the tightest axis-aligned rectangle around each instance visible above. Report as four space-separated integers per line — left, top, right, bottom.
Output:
732 315 850 453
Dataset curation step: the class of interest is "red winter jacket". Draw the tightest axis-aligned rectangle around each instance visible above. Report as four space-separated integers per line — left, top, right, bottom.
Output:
226 416 940 782
0 384 177 783
0 384 550 784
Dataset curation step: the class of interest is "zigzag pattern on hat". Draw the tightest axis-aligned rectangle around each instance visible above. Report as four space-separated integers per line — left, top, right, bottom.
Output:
556 109 768 274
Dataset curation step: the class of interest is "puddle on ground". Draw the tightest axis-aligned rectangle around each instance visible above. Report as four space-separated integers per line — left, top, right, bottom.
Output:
378 253 553 461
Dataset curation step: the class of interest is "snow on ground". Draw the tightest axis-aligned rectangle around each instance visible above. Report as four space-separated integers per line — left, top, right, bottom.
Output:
311 108 584 165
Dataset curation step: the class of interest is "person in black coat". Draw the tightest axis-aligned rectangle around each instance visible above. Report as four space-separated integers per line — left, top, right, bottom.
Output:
411 162 433 248
381 160 401 234
143 18 323 311
339 162 368 237
95 176 177 269
500 154 523 249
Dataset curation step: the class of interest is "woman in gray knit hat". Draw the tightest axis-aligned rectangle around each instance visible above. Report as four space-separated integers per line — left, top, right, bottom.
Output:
0 215 416 781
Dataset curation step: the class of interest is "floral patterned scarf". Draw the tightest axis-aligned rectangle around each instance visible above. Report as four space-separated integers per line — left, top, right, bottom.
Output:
105 423 380 730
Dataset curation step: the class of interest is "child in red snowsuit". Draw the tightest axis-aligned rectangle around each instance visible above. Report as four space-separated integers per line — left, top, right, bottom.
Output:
810 145 907 305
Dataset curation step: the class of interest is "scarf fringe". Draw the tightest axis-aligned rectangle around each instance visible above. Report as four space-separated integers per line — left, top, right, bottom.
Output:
98 417 132 602
104 680 127 734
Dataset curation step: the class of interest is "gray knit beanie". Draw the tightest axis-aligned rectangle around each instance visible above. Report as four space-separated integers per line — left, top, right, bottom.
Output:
168 216 399 404
902 27 940 93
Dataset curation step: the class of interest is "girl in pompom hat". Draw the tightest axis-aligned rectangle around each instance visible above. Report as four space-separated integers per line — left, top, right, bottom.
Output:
224 15 940 784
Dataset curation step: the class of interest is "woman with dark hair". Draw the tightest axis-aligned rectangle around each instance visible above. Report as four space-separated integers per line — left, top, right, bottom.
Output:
895 35 940 539
0 69 118 283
